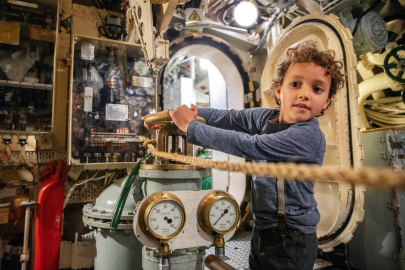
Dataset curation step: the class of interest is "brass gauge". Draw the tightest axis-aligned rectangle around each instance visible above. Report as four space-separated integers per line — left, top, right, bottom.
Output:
198 191 241 235
138 192 186 241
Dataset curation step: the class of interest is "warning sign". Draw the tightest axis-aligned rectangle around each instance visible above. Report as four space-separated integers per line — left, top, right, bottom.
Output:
186 8 204 24
189 10 201 21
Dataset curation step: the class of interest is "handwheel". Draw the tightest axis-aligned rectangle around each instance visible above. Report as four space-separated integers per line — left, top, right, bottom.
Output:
384 45 405 83
144 113 206 126
98 24 127 40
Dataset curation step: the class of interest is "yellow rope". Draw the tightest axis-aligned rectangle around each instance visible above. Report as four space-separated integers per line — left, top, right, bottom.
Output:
362 125 405 133
139 137 405 189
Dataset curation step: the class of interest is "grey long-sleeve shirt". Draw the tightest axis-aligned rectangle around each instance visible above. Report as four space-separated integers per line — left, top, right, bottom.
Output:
187 108 324 234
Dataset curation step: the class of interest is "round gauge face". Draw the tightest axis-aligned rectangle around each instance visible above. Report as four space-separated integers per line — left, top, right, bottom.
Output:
148 200 184 238
209 198 238 232
134 60 149 76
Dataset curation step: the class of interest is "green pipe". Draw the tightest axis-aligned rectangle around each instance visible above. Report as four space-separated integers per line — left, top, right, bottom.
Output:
110 154 151 228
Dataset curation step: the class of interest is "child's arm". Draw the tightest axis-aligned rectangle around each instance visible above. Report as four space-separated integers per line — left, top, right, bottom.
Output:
166 104 278 135
187 120 324 163
198 107 278 135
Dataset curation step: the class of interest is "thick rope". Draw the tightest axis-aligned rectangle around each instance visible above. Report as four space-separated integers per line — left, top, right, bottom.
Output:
362 125 405 133
139 137 405 189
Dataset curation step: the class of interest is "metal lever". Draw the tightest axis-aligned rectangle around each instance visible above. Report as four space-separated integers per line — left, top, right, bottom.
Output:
205 254 235 270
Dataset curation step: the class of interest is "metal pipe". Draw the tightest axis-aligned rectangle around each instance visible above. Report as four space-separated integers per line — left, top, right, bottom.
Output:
175 22 248 34
358 72 404 129
21 206 30 270
21 201 36 270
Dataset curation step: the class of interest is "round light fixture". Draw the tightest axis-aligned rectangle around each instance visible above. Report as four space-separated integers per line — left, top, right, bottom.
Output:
233 1 259 28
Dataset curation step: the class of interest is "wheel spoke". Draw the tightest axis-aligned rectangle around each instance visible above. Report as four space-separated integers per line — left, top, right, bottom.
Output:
393 53 401 61
396 70 404 79
387 63 397 69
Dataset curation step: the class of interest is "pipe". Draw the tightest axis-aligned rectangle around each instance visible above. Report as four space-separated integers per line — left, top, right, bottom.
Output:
21 204 32 270
366 51 389 66
20 146 34 168
5 145 20 164
358 72 404 129
176 23 248 34
357 60 386 100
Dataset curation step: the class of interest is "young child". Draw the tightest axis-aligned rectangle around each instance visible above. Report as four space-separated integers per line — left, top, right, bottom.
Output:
142 41 345 270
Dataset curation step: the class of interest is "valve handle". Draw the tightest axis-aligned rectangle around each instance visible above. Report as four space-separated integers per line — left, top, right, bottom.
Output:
144 113 206 126
383 45 405 83
205 255 235 270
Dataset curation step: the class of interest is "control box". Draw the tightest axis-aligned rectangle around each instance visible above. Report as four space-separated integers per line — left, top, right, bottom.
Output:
68 36 156 165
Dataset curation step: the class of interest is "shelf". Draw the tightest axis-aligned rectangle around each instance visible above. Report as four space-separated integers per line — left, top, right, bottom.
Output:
0 80 53 90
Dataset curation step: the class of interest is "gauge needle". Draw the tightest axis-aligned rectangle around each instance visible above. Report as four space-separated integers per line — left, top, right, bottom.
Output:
213 209 229 226
164 216 172 224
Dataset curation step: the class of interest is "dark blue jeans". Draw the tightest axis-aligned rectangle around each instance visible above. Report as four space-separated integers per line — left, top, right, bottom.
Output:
249 226 318 270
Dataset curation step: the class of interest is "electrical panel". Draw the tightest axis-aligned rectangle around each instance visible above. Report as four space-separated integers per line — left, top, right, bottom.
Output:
68 36 156 165
0 0 57 134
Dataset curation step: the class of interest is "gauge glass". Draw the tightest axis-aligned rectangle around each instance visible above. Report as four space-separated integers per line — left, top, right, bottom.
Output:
148 201 184 237
134 60 149 76
209 198 237 232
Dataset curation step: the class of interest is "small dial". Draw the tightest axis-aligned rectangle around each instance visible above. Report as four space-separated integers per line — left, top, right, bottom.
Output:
134 59 149 76
209 198 238 232
148 200 184 237
198 191 240 235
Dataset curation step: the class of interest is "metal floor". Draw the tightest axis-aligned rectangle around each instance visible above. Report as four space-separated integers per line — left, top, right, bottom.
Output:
205 230 252 270
203 230 333 270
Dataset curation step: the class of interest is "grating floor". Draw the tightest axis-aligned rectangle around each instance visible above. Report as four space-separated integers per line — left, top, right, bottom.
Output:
205 230 252 270
204 230 333 270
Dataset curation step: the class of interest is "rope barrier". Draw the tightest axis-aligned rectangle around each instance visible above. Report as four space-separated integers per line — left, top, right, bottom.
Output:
362 126 405 133
139 137 405 189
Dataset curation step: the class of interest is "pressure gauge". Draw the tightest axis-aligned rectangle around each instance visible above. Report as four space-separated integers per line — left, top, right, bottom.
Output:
138 192 186 241
134 59 149 76
198 191 241 235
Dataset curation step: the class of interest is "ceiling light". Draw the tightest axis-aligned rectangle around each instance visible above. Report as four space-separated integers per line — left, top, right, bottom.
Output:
234 1 259 28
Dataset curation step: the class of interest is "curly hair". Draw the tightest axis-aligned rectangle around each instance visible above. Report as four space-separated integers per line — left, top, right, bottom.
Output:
270 41 345 116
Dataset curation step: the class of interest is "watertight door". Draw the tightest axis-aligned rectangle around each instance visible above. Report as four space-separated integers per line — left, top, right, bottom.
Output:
261 14 365 252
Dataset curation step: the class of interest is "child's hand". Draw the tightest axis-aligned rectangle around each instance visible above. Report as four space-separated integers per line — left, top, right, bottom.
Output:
141 110 168 130
169 104 198 133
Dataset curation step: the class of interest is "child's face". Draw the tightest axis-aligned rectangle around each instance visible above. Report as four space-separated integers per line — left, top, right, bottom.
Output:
276 62 331 123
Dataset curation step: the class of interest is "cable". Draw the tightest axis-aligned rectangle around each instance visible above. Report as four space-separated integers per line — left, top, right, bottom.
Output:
250 8 281 56
63 170 99 209
352 0 382 37
218 1 240 26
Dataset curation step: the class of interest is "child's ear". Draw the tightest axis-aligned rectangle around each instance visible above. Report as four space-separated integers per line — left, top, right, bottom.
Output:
323 97 331 110
276 85 281 100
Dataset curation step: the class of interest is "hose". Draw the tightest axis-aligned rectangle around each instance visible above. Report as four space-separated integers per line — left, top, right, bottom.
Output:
250 8 281 56
20 145 34 168
5 145 20 164
110 154 151 228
